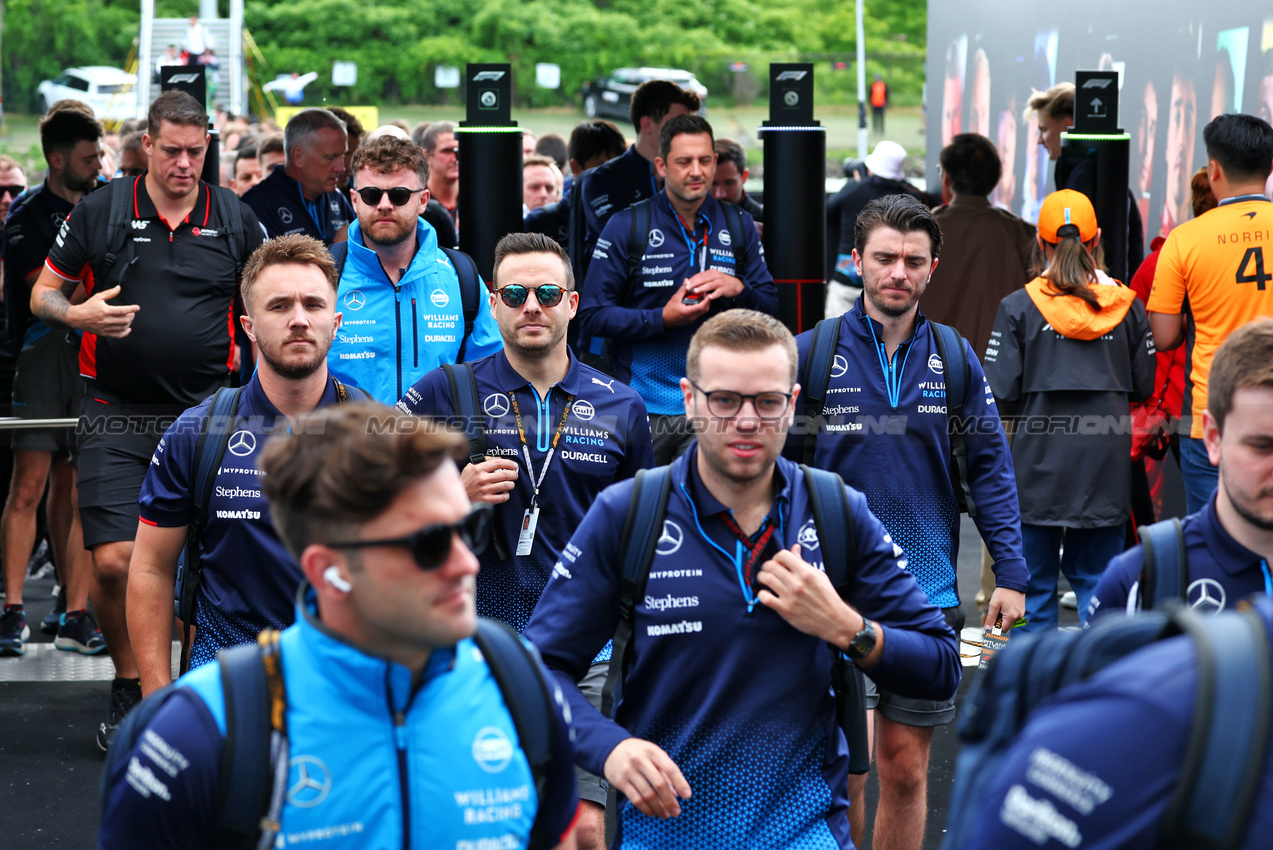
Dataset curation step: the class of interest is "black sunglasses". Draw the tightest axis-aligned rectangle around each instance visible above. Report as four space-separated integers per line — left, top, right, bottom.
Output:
326 505 491 569
496 284 568 309
354 186 424 207
0 185 25 198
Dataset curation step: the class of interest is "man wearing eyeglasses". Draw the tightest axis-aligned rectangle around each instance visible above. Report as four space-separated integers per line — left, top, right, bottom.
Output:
128 235 370 696
241 108 353 245
399 231 653 850
525 308 959 849
789 194 1024 850
327 135 500 404
102 404 582 850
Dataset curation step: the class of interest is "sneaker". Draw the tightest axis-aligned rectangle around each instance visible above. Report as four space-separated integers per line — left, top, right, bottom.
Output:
41 586 67 634
1060 590 1078 609
55 610 105 655
26 539 52 580
97 678 143 752
0 606 30 656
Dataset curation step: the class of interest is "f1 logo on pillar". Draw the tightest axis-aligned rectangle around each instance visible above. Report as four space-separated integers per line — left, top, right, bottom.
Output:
776 71 808 81
473 71 506 81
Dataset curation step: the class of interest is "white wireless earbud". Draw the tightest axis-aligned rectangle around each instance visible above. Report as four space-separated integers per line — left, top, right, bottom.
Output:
323 566 352 593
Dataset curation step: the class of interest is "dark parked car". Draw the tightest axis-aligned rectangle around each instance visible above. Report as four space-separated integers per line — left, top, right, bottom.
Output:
581 67 708 122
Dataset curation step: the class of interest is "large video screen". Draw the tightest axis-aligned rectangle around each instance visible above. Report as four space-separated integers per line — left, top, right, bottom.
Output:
926 2 1273 244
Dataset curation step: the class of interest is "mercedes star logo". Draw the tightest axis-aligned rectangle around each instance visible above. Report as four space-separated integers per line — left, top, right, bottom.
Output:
648 228 665 248
278 207 293 225
227 430 256 457
1187 578 1227 614
483 393 510 418
343 290 366 311
287 756 332 808
655 520 684 556
830 355 849 379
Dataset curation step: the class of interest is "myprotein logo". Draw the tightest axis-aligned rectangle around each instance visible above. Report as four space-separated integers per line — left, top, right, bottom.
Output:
472 727 514 773
644 594 699 612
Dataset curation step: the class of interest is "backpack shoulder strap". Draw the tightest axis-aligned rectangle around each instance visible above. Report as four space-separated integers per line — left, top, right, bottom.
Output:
1137 518 1186 611
209 185 246 277
602 466 673 717
801 316 842 467
1162 607 1271 850
472 619 556 849
623 200 653 305
718 201 748 272
929 321 978 517
440 246 481 364
191 388 245 524
332 378 372 403
101 177 138 280
800 465 856 596
441 362 488 466
213 632 286 850
568 172 590 280
329 239 349 279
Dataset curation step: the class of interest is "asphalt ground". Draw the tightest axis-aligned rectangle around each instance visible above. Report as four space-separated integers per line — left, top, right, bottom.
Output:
0 515 1078 850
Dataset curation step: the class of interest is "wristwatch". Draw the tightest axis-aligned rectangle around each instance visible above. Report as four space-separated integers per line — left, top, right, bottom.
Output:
846 619 877 660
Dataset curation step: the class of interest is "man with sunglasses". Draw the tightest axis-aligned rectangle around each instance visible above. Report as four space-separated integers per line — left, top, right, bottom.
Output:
242 108 353 245
400 231 653 850
525 309 959 850
128 235 369 695
327 135 501 404
579 114 776 464
102 404 581 850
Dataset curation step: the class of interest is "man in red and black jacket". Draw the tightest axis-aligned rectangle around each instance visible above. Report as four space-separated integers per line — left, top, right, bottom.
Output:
30 90 264 752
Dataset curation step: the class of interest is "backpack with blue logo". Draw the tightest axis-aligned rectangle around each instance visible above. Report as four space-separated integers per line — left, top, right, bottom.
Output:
102 619 561 850
941 605 1271 850
602 463 873 774
796 315 978 515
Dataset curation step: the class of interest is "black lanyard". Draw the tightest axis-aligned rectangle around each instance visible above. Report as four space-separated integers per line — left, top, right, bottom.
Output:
508 391 573 508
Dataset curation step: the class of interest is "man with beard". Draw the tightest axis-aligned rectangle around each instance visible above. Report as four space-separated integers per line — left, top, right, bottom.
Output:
579 114 775 463
1091 319 1273 620
128 235 369 694
0 104 101 657
326 135 500 403
398 232 653 850
790 194 1024 850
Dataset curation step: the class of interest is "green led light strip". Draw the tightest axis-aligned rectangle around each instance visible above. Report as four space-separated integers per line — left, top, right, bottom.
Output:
1062 133 1131 141
455 126 524 134
757 126 826 133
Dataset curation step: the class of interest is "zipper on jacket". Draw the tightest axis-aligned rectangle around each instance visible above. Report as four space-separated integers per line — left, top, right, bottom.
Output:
386 667 416 850
411 298 419 368
393 284 404 401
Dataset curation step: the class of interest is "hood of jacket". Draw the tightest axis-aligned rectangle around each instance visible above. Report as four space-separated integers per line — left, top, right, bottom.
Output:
1025 271 1135 340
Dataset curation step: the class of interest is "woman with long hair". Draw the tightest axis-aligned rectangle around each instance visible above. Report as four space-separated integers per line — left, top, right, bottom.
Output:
984 190 1156 632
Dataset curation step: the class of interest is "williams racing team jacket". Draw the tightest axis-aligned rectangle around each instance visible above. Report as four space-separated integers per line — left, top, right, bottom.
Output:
327 218 501 403
525 448 959 848
100 587 580 850
793 300 1028 609
578 191 776 415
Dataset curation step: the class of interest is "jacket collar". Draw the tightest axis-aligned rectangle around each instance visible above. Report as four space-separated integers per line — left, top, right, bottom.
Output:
673 442 794 524
488 347 585 396
846 296 927 345
345 218 438 284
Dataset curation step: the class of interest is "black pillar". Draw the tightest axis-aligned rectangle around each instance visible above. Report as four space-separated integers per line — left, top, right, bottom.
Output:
457 63 522 282
759 64 826 334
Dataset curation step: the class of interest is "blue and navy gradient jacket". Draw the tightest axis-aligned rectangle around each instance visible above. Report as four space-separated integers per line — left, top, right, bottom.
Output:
525 447 959 849
792 300 1027 608
100 587 581 849
578 190 776 415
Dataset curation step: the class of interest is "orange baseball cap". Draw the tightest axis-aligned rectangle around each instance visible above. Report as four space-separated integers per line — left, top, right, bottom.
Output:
1037 189 1099 244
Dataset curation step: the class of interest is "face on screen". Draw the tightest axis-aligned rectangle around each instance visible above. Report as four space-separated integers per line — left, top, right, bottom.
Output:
1136 81 1158 198
1164 73 1197 225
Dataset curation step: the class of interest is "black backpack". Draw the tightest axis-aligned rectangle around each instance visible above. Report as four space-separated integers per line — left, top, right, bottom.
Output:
1137 518 1190 612
103 619 561 850
602 463 873 773
437 362 510 561
942 605 1271 850
797 316 978 515
328 238 483 364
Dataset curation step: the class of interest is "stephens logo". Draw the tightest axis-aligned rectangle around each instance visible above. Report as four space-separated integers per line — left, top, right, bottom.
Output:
644 594 699 612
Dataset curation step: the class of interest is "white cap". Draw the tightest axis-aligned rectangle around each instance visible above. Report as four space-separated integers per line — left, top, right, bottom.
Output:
863 140 908 181
366 125 410 142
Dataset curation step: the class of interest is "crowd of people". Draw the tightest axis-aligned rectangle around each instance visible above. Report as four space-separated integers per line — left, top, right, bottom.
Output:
0 73 1272 850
